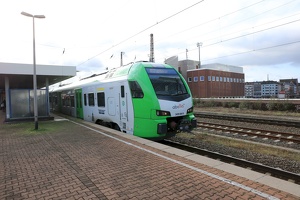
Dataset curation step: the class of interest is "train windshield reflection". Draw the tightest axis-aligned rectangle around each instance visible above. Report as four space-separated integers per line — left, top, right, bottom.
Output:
146 68 188 96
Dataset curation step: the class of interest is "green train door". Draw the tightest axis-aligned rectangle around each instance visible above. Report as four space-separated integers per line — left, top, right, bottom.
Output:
75 89 84 119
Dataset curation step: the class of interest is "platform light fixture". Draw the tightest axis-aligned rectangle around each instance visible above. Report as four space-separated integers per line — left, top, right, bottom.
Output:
21 11 45 130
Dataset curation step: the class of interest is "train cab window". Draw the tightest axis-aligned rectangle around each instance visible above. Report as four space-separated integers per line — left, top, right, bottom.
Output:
88 93 95 106
129 81 144 98
84 94 87 106
146 68 188 97
97 92 105 107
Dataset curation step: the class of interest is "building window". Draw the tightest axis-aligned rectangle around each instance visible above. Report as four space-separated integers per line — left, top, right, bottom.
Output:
220 77 223 82
216 76 219 81
188 77 192 82
227 77 230 82
212 76 215 81
200 76 204 81
194 77 198 82
208 76 211 81
224 77 226 82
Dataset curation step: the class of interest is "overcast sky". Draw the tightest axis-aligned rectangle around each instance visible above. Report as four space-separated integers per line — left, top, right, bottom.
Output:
1 0 299 82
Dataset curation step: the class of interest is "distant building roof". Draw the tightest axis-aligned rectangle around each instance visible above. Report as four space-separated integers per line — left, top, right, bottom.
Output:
261 80 280 84
200 63 243 73
279 78 298 85
187 63 243 74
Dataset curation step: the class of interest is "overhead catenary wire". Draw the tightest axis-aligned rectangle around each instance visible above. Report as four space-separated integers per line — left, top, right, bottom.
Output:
125 0 299 63
76 0 204 67
155 0 267 44
202 40 300 62
39 0 299 68
155 16 300 61
154 0 300 62
182 0 298 45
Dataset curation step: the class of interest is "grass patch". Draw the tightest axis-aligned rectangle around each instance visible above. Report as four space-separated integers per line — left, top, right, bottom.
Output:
1 120 71 135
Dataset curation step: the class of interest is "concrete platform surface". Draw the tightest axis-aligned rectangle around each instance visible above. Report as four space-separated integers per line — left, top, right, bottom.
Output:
0 112 299 199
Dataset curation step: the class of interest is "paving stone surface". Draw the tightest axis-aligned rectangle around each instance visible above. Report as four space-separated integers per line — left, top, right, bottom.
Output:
0 114 298 200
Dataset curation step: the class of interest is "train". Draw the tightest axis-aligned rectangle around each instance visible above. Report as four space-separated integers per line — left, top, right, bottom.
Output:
50 61 197 140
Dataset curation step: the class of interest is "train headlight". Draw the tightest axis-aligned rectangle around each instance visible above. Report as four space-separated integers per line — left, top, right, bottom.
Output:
156 110 171 116
187 107 193 113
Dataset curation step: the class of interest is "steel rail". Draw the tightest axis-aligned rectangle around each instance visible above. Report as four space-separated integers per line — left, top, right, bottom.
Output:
161 140 300 184
197 122 300 144
194 112 300 128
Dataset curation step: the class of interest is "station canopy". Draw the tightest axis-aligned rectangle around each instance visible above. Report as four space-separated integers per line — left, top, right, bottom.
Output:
0 62 76 89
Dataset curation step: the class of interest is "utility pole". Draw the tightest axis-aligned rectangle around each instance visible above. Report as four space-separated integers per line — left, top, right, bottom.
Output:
120 52 125 66
186 49 188 60
197 42 203 68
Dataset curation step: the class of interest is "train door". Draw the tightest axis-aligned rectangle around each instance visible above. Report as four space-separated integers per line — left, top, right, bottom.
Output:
120 85 129 132
75 89 83 119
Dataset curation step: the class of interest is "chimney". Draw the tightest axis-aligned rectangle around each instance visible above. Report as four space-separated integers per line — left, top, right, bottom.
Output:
149 33 155 62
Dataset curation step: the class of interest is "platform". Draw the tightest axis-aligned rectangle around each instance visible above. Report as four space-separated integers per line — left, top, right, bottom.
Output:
0 111 299 199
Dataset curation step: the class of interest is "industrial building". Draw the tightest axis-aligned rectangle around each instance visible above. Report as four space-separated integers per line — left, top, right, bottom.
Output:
187 64 244 98
165 58 245 98
0 62 76 121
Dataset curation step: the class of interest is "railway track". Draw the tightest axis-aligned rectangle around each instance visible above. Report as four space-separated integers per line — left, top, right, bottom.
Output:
161 140 300 184
194 112 300 128
197 121 300 144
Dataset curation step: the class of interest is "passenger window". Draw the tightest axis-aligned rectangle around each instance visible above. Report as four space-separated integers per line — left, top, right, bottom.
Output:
70 96 75 107
97 92 105 107
129 81 144 98
84 94 87 106
88 93 94 106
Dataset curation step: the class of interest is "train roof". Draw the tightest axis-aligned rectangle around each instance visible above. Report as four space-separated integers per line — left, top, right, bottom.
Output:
51 61 173 92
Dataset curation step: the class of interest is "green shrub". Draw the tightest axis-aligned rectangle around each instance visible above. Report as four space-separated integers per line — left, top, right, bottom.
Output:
283 103 296 111
221 101 229 108
252 102 262 110
228 102 239 108
239 101 248 110
266 102 276 111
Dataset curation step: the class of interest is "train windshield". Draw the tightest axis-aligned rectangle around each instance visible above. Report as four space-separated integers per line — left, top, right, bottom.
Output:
146 68 188 97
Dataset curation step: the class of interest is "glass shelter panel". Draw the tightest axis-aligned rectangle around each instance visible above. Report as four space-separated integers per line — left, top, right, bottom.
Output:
10 90 30 118
10 89 48 118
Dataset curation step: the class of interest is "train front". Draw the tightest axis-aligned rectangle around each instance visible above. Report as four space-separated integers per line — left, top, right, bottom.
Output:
128 62 197 140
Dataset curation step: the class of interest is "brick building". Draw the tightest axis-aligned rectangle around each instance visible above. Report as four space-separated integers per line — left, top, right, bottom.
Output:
187 66 244 98
164 59 245 98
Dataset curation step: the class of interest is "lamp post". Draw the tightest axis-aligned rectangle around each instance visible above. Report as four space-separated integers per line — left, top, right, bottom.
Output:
21 11 45 130
197 42 203 68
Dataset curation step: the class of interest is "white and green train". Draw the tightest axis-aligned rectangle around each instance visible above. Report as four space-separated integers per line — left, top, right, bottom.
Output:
50 61 197 140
